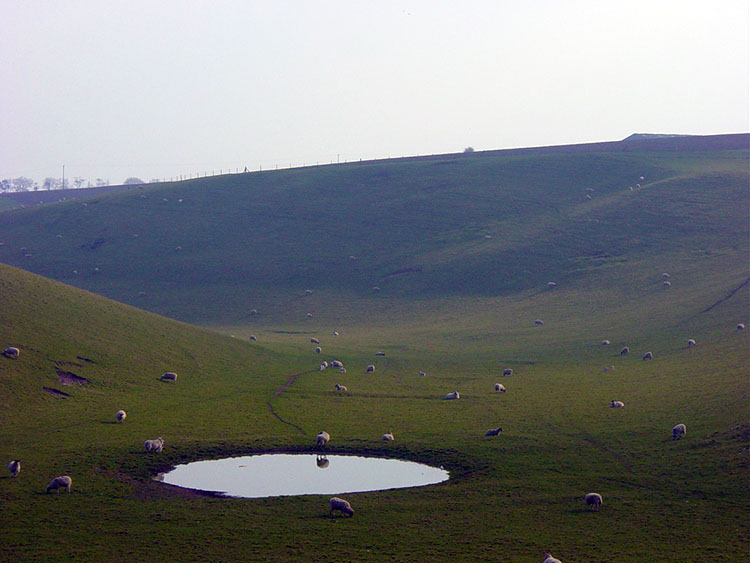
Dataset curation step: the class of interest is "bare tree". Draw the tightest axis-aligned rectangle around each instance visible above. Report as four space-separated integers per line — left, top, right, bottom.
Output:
73 177 86 189
11 177 36 192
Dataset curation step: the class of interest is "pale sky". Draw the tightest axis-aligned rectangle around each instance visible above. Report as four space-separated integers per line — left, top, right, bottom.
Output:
2 0 748 185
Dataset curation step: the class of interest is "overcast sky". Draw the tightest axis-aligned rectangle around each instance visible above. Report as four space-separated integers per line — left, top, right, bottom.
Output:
2 0 748 185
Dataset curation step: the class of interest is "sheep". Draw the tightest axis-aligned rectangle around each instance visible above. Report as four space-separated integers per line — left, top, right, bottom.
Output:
445 391 460 400
601 339 610 345
639 175 645 181
687 339 696 347
315 347 322 354
372 286 381 292
365 364 375 373
316 431 330 447
249 309 258 316
46 475 72 493
663 281 671 288
159 372 177 382
602 365 615 372
331 360 344 369
305 289 313 295
335 383 348 392
3 347 20 359
144 437 164 453
8 460 20 477
534 319 544 325
375 351 386 356
310 338 320 344
306 312 313 318
620 346 630 355
381 431 394 441
494 383 506 392
642 352 653 360
116 410 126 423
547 281 557 288
672 423 687 440
485 427 503 436
737 323 745 331
610 400 625 408
249 335 257 341
329 497 354 517
339 368 346 374
418 370 426 377
662 273 670 279
502 368 513 376
543 553 562 563
319 362 329 371
585 492 603 510
333 331 339 336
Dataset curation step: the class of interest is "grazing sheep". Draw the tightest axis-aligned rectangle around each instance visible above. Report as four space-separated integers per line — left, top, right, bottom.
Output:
333 331 339 336
534 319 544 325
418 370 426 377
306 312 313 318
316 431 330 447
485 427 503 436
494 383 506 392
543 553 562 563
672 423 687 440
319 362 328 371
547 281 557 288
620 346 630 355
737 323 745 331
502 368 513 376
335 384 348 392
662 273 670 279
160 372 177 382
46 475 72 493
8 460 20 477
365 364 375 373
144 437 164 453
642 352 653 360
310 338 320 344
249 335 257 341
381 431 394 441
639 175 645 181
339 367 347 374
305 289 313 295
315 347 322 354
375 351 386 356
329 497 354 517
610 400 625 408
585 492 603 510
445 391 460 400
3 347 20 359
249 309 258 316
372 286 381 292
602 365 615 372
663 281 671 288
601 339 610 345
687 339 696 347
116 410 126 423
331 360 344 369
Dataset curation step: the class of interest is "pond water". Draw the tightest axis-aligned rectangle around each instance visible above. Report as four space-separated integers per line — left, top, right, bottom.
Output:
158 454 449 498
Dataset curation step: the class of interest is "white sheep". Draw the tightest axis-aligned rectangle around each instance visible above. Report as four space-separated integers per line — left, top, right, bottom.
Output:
316 431 330 447
642 351 653 360
381 431 394 441
46 475 72 493
687 339 696 347
737 323 745 331
672 423 687 440
485 427 503 436
333 331 339 336
585 492 603 510
329 497 354 517
331 360 344 369
3 347 20 359
663 281 671 288
418 371 426 377
160 372 177 382
445 391 460 400
365 364 375 373
602 365 615 372
8 460 20 477
620 346 630 355
547 281 557 288
375 351 386 356
305 289 313 295
116 410 126 423
310 338 320 344
315 347 322 354
502 368 513 376
534 319 545 325
306 312 313 318
494 383 506 392
335 384 348 392
543 553 562 563
610 400 625 408
319 361 329 371
601 339 610 346
144 437 164 453
662 273 670 279
249 335 257 341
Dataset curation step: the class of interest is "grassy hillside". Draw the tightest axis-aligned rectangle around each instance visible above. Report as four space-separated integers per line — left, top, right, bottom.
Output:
0 135 748 561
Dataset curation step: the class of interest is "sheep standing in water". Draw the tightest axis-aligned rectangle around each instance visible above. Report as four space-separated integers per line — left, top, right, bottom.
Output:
381 431 394 441
494 383 506 392
3 347 20 359
316 431 330 447
116 410 126 423
445 391 460 400
585 492 603 510
329 497 354 517
46 475 72 493
8 460 20 477
672 423 687 440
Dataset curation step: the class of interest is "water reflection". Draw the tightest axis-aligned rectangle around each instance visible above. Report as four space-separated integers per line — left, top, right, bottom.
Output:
160 454 449 498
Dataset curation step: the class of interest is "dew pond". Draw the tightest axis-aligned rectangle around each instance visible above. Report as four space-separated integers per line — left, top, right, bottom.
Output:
159 454 449 498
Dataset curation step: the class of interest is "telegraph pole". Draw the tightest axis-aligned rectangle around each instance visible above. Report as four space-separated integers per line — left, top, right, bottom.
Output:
62 165 65 190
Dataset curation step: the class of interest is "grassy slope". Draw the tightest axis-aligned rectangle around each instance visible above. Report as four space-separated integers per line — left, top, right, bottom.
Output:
0 139 748 561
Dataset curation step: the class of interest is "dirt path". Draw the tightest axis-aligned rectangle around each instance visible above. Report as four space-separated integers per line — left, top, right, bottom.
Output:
266 370 315 435
701 277 750 313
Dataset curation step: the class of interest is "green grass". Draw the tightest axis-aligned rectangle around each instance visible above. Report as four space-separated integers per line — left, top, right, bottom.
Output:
0 138 748 561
